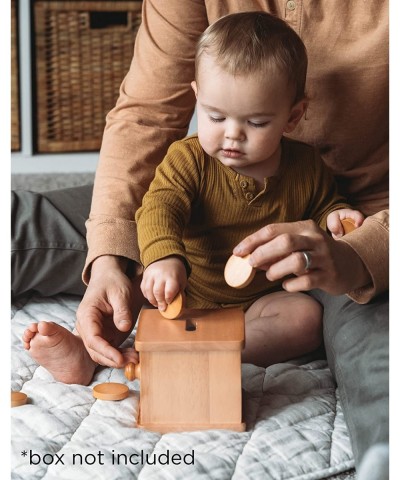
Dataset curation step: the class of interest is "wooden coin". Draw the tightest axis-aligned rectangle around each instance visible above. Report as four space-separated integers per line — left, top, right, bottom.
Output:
341 218 356 234
160 291 184 319
11 391 28 407
93 383 129 401
224 254 256 289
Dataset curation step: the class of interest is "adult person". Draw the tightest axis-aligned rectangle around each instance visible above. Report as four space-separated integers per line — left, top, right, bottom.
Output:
12 1 388 476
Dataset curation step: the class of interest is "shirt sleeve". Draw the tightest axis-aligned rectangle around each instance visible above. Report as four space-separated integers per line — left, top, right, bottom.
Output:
339 209 389 303
82 0 208 284
135 141 202 272
306 150 389 302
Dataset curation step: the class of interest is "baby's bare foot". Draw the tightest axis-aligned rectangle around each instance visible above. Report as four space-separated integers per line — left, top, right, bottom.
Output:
23 321 96 385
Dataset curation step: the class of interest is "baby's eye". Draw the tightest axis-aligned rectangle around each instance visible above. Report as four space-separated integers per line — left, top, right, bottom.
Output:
209 116 225 123
248 121 269 128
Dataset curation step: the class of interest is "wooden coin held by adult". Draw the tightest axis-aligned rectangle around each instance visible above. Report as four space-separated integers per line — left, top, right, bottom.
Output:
93 383 129 401
341 218 356 234
160 291 184 319
11 391 28 407
224 254 256 289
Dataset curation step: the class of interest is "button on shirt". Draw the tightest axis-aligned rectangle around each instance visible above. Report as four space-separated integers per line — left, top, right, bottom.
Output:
286 1 296 11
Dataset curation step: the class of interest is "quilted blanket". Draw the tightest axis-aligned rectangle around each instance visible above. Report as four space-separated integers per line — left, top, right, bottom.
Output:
11 294 355 480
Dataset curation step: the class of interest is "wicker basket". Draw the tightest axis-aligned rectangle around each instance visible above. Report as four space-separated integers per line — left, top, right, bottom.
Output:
11 0 20 152
34 1 142 153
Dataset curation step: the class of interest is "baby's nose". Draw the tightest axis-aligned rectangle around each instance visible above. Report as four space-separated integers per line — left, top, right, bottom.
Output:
225 122 245 141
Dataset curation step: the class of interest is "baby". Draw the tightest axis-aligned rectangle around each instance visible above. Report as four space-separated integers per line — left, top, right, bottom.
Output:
136 12 364 367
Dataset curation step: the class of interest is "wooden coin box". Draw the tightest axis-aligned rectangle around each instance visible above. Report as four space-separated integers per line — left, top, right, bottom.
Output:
133 307 245 433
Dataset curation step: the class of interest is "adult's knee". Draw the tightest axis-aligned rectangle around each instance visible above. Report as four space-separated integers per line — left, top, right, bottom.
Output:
11 188 90 297
312 290 389 356
310 290 389 464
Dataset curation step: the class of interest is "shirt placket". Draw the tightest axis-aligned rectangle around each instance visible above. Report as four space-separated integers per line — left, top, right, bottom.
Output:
284 0 303 34
238 177 268 206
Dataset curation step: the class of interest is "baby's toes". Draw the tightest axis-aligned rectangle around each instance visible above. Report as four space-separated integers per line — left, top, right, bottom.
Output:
22 327 36 343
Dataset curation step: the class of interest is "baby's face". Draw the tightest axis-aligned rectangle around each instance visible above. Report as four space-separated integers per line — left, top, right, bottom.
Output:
192 54 305 179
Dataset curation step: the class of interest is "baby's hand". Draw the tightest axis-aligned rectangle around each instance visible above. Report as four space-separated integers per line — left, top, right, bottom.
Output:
140 256 187 312
327 208 365 239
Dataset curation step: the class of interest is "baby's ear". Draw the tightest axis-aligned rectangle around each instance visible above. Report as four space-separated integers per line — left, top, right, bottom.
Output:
284 99 307 133
191 81 198 97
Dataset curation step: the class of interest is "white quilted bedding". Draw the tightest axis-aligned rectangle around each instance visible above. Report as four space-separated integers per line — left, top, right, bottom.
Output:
11 294 355 480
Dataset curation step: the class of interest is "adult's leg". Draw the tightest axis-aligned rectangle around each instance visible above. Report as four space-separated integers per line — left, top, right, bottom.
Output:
311 289 389 471
11 185 93 298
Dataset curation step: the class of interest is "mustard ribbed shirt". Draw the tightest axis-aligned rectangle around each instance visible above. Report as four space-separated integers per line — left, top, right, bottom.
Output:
136 136 349 309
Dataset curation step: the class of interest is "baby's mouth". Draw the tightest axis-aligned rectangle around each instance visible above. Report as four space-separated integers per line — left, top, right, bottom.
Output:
221 148 244 158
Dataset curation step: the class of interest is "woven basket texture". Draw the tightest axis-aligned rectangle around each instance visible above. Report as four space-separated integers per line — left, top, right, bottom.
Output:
34 1 142 152
11 0 20 152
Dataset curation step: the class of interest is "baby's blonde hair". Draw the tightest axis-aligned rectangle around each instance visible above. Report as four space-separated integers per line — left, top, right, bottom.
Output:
195 12 308 103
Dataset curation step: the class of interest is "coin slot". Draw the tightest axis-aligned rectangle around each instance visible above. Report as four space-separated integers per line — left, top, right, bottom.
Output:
185 319 196 331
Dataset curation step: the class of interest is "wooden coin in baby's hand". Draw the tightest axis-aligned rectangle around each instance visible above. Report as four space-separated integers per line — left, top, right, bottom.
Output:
224 254 256 289
341 218 357 234
93 383 129 401
11 390 28 407
160 291 184 319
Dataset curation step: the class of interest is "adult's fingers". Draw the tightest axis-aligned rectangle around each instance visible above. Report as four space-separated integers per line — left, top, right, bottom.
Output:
76 306 124 367
85 333 125 368
251 233 319 270
233 220 321 262
264 251 313 281
231 220 349 293
281 269 324 293
107 284 133 332
280 238 368 295
231 219 371 296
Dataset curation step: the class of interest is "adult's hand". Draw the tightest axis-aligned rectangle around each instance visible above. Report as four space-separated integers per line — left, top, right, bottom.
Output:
233 220 371 295
75 255 143 368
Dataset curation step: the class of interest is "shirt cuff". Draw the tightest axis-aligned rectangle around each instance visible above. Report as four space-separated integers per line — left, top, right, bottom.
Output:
338 213 389 303
82 216 141 285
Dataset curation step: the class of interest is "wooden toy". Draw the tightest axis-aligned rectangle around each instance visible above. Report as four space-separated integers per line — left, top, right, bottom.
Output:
93 383 129 401
124 362 140 382
125 307 245 433
159 291 184 319
341 218 356 234
11 390 27 407
224 253 255 288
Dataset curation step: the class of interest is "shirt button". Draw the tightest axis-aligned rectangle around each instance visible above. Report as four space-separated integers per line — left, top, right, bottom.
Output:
240 180 248 188
286 0 296 11
245 192 254 201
